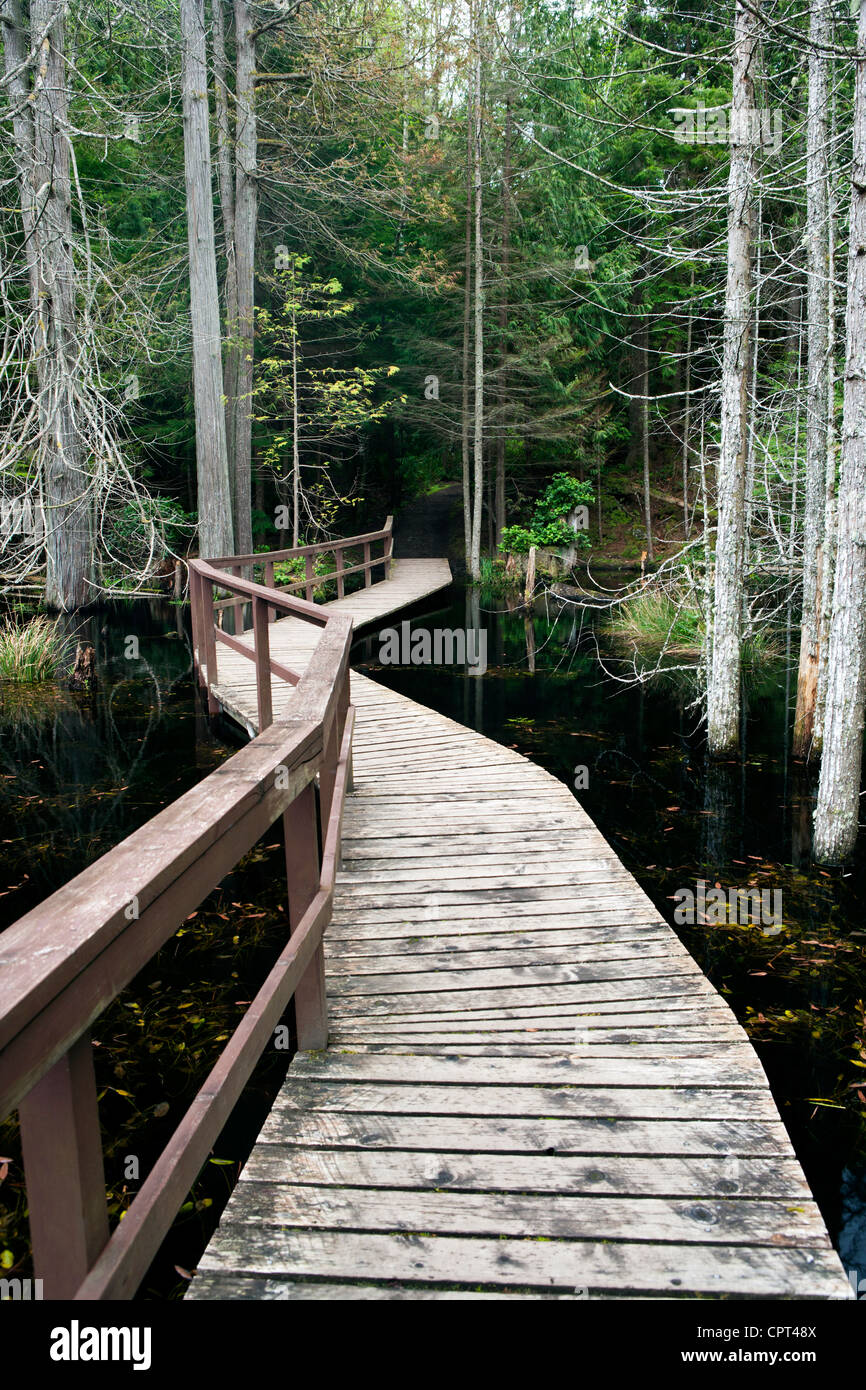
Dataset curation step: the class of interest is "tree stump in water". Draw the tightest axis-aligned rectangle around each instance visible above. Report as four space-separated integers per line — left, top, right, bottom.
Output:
68 643 96 691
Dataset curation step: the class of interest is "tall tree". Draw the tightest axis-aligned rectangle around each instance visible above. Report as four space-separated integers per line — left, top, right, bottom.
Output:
2 0 95 609
706 0 760 754
180 0 234 559
813 0 866 862
232 0 257 558
212 0 238 480
495 91 512 547
793 0 832 758
469 12 484 580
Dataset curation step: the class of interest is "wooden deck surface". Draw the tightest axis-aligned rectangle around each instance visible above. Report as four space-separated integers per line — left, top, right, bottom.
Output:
189 564 851 1300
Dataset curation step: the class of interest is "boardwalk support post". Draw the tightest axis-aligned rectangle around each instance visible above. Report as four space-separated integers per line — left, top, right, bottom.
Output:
19 1034 110 1300
284 782 328 1050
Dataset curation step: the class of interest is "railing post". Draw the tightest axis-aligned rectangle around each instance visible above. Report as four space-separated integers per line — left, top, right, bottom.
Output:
341 667 354 795
232 565 244 636
265 560 276 621
283 783 328 1050
253 596 273 731
384 515 393 580
18 1033 110 1300
305 554 314 603
200 578 220 715
335 548 344 600
363 541 371 587
189 566 205 686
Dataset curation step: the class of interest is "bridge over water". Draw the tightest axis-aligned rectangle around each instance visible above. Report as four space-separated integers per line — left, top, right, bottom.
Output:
0 520 852 1300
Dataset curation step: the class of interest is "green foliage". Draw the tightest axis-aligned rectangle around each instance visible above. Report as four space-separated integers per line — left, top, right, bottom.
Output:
500 474 595 553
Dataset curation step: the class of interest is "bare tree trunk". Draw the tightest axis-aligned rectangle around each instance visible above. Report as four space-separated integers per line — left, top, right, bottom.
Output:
232 0 257 559
461 54 473 569
181 0 234 560
813 0 866 862
495 93 512 547
469 29 484 581
681 265 694 540
642 325 654 562
793 0 831 758
291 267 301 547
814 83 839 752
212 0 238 479
706 0 758 754
6 0 96 608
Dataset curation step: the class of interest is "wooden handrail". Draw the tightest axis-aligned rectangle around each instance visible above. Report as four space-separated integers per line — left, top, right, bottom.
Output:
207 517 393 570
0 522 373 1301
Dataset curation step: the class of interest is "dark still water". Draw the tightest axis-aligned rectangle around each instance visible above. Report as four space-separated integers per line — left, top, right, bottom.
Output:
0 599 298 1298
354 582 866 1291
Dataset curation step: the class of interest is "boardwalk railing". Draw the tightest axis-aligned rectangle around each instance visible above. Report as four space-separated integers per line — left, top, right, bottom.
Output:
0 530 370 1300
203 516 393 638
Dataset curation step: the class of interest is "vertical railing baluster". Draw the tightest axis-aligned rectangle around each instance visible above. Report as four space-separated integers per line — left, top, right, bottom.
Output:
18 1033 110 1300
200 578 220 714
189 566 204 686
384 516 393 580
253 596 273 730
283 783 328 1050
265 560 275 621
232 565 244 636
340 665 354 795
364 541 371 587
305 554 314 603
335 548 344 600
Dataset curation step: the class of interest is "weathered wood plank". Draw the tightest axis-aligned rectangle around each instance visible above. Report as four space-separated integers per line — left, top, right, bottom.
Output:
327 978 716 1018
271 1079 783 1121
257 1109 795 1156
218 1182 830 1247
192 1229 850 1298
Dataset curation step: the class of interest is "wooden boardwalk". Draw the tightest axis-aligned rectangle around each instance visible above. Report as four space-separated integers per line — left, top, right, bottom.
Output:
189 564 851 1301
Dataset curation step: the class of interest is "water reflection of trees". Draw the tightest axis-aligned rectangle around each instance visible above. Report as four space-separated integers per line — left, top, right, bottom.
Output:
0 601 202 913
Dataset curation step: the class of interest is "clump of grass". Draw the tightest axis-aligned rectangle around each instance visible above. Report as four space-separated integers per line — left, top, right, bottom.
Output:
606 586 784 675
478 555 517 594
606 588 703 657
0 615 67 683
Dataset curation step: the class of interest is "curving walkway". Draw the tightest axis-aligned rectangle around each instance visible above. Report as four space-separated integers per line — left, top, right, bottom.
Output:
188 568 851 1300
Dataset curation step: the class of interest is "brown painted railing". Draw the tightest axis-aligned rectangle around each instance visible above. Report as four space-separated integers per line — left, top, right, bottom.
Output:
207 516 393 637
0 526 383 1301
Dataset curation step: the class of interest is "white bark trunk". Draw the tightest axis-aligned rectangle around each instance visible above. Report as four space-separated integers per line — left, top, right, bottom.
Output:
706 0 759 752
232 0 257 559
212 0 238 479
642 327 653 562
793 0 831 757
469 36 484 581
813 0 866 861
814 85 839 752
181 0 234 560
461 72 472 570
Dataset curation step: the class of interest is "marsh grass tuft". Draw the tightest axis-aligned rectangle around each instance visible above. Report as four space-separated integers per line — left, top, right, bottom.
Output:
0 615 70 683
606 588 703 657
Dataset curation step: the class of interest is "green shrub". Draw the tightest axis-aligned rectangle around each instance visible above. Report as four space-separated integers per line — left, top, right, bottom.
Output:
499 474 594 555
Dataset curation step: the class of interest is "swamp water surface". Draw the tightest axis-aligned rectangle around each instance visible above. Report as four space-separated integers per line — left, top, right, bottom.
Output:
1 588 865 1296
